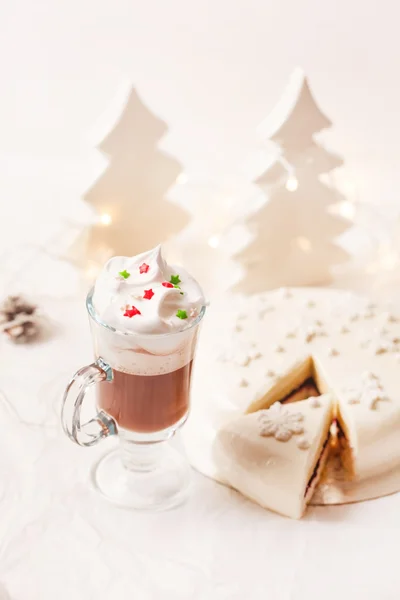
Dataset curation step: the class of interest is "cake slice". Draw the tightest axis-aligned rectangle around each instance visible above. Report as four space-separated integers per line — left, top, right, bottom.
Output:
213 394 334 519
335 371 400 481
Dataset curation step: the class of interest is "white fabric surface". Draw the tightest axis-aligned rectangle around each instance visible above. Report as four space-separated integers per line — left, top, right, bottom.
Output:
1 293 400 599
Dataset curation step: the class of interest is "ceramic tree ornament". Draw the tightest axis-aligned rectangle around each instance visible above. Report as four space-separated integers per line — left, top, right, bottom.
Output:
234 68 352 294
74 84 189 267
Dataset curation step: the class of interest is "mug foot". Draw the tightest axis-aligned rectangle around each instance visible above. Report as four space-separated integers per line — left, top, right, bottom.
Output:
91 443 191 511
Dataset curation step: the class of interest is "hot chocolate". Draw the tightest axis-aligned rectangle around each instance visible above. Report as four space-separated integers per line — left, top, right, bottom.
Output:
91 245 206 436
97 360 194 433
62 245 206 510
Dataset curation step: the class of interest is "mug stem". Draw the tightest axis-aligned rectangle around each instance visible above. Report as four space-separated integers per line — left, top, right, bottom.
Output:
119 438 164 472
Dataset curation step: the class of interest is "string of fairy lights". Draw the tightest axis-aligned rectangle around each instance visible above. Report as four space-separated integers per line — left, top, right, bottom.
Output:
94 159 400 282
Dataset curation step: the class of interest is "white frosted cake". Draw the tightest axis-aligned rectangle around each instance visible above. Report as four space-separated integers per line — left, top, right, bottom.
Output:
183 287 400 518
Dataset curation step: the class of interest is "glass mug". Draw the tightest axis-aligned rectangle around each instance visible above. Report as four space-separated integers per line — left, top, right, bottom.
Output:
61 287 205 510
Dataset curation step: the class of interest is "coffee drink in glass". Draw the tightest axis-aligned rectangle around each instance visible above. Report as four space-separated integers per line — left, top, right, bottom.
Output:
61 245 206 510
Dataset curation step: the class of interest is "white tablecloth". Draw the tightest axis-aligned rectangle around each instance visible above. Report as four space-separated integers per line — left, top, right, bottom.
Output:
1 294 400 600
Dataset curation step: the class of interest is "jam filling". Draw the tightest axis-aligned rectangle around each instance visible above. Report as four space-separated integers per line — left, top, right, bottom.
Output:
304 435 330 497
280 377 320 405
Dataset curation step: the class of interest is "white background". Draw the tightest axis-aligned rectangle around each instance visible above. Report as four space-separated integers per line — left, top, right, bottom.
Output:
1 5 400 597
1 0 400 253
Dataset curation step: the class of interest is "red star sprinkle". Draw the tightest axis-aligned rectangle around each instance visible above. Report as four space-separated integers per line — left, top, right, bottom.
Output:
139 263 150 274
162 282 174 288
143 289 154 300
123 306 141 318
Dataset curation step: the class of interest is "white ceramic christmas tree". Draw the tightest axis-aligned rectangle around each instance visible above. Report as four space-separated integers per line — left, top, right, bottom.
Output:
82 85 189 263
234 68 352 293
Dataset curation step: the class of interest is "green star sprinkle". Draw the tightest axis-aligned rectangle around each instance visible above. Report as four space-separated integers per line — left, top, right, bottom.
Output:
119 270 131 279
170 274 181 285
176 309 188 320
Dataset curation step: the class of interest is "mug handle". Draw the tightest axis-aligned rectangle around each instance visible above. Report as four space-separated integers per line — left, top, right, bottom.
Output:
61 358 117 447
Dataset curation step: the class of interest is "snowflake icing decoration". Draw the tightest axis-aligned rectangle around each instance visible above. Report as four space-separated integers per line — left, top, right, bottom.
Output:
342 371 389 410
300 318 327 344
258 402 304 442
360 321 400 355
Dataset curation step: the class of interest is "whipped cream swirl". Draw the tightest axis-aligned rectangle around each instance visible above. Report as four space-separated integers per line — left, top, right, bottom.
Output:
92 245 206 335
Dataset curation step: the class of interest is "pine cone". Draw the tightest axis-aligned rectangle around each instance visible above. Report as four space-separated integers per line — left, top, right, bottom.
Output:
0 295 40 343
